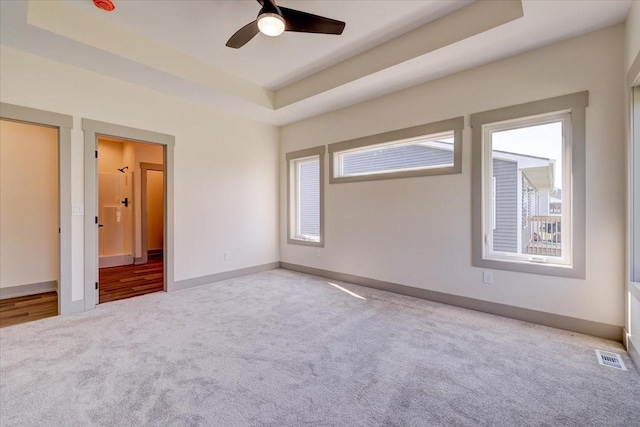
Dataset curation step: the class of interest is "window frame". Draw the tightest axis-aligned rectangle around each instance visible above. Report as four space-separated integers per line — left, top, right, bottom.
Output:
328 117 464 184
286 145 325 247
492 176 497 231
471 92 588 279
632 85 640 283
482 113 572 267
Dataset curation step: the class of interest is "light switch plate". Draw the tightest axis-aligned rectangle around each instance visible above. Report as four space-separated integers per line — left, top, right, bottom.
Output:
483 271 493 284
72 205 84 215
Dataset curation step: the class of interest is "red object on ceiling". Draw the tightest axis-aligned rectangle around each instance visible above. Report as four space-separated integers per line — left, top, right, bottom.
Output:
93 0 115 12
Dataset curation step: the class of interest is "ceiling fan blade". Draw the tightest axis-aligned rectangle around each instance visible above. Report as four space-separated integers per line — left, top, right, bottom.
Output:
279 7 345 35
226 20 259 49
256 0 277 8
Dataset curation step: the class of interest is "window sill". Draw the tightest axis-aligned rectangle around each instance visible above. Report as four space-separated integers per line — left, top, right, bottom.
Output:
330 165 460 184
474 255 584 279
287 237 323 248
485 255 571 269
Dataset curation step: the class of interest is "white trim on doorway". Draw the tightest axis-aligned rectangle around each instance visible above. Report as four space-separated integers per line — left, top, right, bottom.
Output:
0 103 80 315
82 119 175 311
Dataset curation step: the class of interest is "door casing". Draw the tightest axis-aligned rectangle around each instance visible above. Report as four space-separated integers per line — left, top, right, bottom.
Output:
83 119 175 310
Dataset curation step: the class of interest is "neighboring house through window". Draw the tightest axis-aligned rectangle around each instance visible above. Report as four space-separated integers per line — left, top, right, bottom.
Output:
492 150 560 256
329 117 464 183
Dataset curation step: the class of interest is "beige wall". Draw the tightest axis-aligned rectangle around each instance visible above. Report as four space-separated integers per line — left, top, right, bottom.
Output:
147 170 164 251
97 139 124 173
0 120 58 288
0 45 280 302
128 141 163 257
625 1 640 73
280 25 626 327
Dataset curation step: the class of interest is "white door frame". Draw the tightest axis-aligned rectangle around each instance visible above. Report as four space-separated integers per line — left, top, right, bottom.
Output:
0 103 79 315
82 119 175 310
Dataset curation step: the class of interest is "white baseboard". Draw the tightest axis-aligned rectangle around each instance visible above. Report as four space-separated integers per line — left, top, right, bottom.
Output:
629 336 640 370
173 262 279 291
0 281 58 300
280 262 623 342
99 254 133 268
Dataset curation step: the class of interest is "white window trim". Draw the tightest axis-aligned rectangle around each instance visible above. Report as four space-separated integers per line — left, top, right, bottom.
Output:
328 117 464 184
294 157 321 243
482 113 572 267
631 85 640 283
470 91 587 279
286 145 325 247
492 177 497 230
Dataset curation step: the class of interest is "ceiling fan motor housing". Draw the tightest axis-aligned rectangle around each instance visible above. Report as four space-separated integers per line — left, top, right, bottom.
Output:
226 0 346 49
93 0 115 12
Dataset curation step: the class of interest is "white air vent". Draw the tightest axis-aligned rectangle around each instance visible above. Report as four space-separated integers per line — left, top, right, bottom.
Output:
595 350 627 371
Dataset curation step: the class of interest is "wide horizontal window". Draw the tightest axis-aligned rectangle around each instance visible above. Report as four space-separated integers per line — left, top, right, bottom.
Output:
335 133 454 178
329 117 463 183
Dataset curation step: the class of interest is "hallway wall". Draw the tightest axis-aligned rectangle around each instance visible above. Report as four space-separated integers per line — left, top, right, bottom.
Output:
0 120 58 289
147 170 164 251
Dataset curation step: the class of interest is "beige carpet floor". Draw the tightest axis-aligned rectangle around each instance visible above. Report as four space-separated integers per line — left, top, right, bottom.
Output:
1 269 638 426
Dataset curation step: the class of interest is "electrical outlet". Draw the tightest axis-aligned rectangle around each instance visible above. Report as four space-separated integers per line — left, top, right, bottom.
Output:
224 251 231 260
315 248 322 258
483 271 493 284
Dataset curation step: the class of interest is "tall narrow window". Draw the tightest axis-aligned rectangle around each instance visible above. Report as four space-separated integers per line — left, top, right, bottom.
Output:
286 146 325 246
471 92 587 278
483 116 570 265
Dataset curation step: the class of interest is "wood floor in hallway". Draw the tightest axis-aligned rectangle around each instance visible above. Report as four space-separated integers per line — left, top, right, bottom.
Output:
99 256 164 304
0 292 58 328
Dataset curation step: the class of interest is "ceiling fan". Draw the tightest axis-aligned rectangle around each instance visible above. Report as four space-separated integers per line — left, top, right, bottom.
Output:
226 0 346 49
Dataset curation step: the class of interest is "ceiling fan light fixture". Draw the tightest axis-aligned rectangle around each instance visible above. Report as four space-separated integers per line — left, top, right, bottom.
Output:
257 13 285 37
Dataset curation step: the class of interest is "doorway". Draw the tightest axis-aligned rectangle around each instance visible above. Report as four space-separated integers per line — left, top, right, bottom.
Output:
0 119 59 327
96 137 165 303
83 118 175 310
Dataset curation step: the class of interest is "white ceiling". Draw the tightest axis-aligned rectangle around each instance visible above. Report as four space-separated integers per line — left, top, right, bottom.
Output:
62 0 473 90
0 1 634 125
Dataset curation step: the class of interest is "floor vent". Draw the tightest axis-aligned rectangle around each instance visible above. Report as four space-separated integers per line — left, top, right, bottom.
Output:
595 350 627 371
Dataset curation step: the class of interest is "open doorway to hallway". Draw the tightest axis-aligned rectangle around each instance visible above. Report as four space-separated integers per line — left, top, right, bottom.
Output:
97 137 165 303
0 120 59 327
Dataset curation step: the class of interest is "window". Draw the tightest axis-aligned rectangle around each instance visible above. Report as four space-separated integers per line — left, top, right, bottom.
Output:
484 115 570 265
329 117 464 183
286 146 325 246
471 92 588 278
